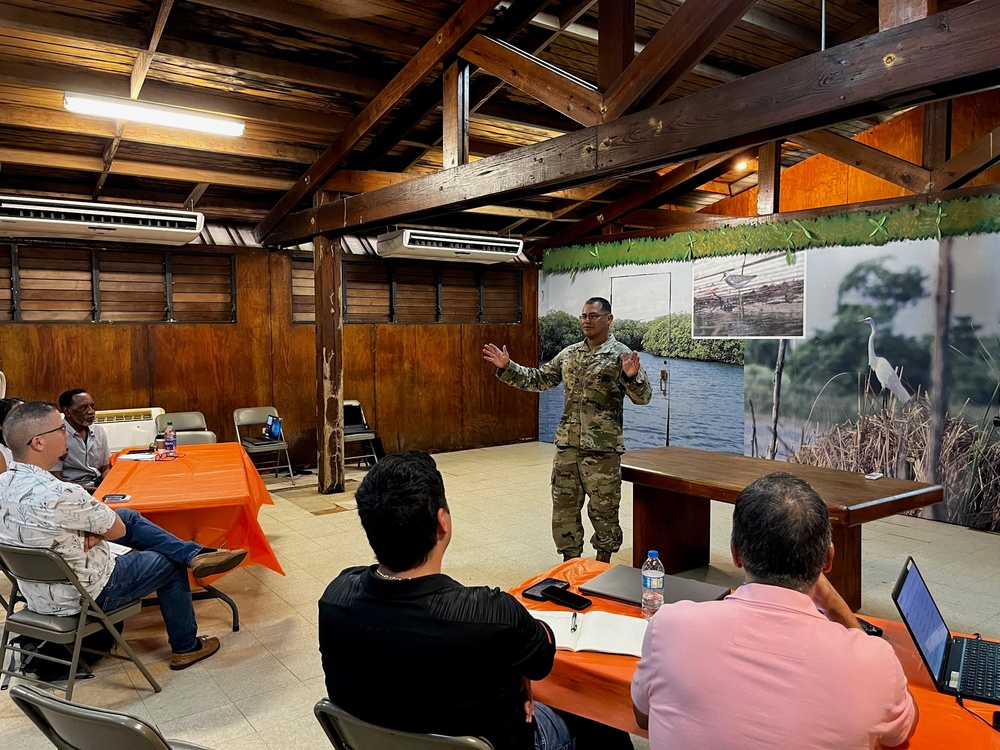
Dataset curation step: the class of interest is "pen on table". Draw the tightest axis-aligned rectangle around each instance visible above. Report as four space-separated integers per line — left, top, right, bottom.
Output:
570 612 578 632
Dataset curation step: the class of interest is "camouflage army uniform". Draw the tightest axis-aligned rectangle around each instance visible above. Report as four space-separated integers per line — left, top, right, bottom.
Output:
497 335 652 558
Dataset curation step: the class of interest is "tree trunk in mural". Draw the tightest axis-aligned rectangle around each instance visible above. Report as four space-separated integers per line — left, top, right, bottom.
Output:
767 339 787 460
927 235 953 519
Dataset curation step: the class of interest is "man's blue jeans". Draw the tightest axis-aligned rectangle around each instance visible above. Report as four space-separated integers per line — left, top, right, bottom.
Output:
534 702 575 750
95 508 204 654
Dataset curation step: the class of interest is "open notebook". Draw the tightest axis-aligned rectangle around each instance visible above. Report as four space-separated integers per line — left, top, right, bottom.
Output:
532 610 647 658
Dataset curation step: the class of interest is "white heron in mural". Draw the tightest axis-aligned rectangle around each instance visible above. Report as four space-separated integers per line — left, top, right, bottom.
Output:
858 317 910 406
721 271 757 318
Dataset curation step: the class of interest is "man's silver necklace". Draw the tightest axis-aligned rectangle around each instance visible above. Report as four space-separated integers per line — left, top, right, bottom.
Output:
374 566 403 581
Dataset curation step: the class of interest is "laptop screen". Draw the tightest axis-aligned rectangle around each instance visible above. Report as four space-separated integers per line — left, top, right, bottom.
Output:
265 415 282 440
894 558 950 681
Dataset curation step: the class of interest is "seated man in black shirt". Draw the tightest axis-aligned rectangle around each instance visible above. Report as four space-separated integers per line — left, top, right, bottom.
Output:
318 451 630 750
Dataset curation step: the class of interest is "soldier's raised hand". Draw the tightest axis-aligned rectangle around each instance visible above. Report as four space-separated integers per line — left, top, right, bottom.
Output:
621 351 641 379
483 343 510 369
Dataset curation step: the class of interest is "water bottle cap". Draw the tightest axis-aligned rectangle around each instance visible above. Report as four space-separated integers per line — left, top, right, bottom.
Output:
167 421 173 426
648 550 658 558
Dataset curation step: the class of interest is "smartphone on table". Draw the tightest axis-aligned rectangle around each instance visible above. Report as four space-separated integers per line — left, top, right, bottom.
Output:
103 493 131 503
523 577 570 601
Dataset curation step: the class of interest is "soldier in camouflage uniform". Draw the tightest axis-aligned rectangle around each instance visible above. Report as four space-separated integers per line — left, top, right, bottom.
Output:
483 297 651 562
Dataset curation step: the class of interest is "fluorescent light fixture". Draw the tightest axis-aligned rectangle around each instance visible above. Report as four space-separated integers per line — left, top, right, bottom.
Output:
64 92 245 137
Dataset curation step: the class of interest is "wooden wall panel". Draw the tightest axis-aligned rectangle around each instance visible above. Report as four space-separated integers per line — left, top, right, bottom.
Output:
374 325 465 453
343 324 377 429
779 154 851 212
0 325 151 407
848 108 923 202
952 94 1000 187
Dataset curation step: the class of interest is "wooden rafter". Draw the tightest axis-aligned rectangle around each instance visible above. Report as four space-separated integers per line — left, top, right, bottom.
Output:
92 123 123 199
254 0 501 241
879 0 937 31
184 182 210 210
538 150 748 252
442 60 470 169
130 0 175 99
756 141 782 215
603 0 758 120
932 125 1000 190
264 1 1000 246
922 100 951 169
597 0 634 92
458 37 602 127
792 129 932 192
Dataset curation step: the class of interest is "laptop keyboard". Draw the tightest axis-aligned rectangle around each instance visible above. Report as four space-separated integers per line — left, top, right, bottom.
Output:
959 638 1000 698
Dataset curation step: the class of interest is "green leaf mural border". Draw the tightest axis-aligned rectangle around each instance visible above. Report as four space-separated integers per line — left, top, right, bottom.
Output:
541 194 1000 273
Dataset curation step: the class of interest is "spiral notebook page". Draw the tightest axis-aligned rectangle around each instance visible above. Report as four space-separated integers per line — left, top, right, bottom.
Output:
532 610 647 657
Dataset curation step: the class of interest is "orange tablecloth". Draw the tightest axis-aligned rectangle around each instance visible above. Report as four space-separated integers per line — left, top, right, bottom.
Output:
511 561 1000 748
95 443 284 582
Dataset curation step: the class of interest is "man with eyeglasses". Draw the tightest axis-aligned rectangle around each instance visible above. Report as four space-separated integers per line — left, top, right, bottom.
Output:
484 297 651 563
51 388 110 491
0 401 247 671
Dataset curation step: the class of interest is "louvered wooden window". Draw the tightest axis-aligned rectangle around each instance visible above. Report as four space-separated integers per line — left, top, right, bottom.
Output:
98 250 166 322
170 253 235 323
17 246 93 322
339 260 521 324
291 254 315 323
0 244 235 324
0 246 12 323
482 268 521 323
344 263 391 322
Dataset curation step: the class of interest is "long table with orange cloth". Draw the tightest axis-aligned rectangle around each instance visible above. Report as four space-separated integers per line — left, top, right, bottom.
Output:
512 560 1000 748
94 443 284 627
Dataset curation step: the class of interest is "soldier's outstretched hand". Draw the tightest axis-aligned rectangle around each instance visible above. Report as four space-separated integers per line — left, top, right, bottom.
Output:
621 351 641 378
483 343 510 369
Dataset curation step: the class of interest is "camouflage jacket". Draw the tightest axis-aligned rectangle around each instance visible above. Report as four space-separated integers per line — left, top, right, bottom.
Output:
498 335 652 453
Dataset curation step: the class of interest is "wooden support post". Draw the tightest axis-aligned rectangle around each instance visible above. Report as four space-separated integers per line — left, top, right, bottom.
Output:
598 0 634 92
879 0 936 31
442 60 470 169
314 191 345 493
926 235 953 489
922 100 951 169
756 140 782 215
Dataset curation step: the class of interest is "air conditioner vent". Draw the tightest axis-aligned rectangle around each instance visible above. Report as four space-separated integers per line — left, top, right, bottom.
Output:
376 229 524 264
0 195 203 245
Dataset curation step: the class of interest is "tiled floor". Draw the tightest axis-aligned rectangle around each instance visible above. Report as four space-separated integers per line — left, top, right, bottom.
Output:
1 441 999 749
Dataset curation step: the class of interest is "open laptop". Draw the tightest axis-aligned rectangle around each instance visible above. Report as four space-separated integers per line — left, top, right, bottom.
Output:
579 565 730 607
892 556 1000 705
244 415 282 446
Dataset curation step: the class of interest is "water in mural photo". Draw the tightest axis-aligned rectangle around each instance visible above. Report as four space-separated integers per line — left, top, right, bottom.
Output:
540 351 744 454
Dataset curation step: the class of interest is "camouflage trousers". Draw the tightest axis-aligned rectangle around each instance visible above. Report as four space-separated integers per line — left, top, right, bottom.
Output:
550 446 623 558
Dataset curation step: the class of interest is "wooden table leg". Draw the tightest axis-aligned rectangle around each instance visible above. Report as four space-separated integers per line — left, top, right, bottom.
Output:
631 485 711 572
828 524 862 611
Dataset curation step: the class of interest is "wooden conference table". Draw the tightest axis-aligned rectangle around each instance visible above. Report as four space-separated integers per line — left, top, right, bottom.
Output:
513 560 1000 748
621 447 943 611
94 442 284 630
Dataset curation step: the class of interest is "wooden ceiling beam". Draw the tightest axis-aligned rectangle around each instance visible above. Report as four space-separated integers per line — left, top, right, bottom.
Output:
442 60 471 169
538 150 747 250
0 148 294 191
184 182 211 210
931 124 1000 190
603 0 758 120
597 0 634 92
458 37 602 127
255 0 501 241
792 129 931 192
0 4 144 47
263 0 1000 246
921 100 951 169
618 208 729 230
130 0 175 99
188 0 421 55
756 141 782 215
879 0 936 31
0 104 319 163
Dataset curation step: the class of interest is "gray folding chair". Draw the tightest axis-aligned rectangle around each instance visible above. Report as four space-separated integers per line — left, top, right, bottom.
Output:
233 406 294 481
344 400 380 468
155 412 217 444
11 683 212 750
314 699 494 750
0 543 161 701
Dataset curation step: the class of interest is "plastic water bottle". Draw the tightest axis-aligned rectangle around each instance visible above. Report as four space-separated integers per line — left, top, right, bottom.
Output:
163 421 177 457
641 550 665 620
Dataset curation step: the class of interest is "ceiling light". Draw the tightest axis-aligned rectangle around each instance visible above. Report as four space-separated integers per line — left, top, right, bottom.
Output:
736 160 748 171
64 92 245 137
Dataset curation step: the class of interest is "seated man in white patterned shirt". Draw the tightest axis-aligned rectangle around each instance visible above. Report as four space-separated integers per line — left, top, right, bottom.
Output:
0 401 247 670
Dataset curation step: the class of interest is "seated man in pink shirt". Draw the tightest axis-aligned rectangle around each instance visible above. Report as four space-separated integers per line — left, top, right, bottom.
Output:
631 472 918 750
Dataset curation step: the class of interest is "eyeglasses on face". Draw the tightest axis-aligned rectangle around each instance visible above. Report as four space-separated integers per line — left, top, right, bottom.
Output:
26 425 65 446
579 313 608 321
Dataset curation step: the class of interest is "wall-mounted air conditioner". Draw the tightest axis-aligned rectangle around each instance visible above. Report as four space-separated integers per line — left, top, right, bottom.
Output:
94 407 165 451
0 195 204 245
376 229 525 264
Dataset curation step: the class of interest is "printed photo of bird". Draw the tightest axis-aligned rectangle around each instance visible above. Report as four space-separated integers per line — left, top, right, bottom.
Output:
721 271 757 318
858 316 911 406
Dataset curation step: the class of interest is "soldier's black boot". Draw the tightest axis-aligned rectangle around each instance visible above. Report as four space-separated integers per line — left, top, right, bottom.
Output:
595 550 612 564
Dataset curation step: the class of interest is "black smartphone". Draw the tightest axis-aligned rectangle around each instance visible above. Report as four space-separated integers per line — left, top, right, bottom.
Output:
856 617 883 637
541 585 592 611
103 493 131 503
523 578 570 602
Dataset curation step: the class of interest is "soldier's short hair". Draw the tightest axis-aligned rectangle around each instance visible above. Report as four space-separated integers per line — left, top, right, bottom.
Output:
585 297 611 314
731 472 831 593
355 451 450 572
